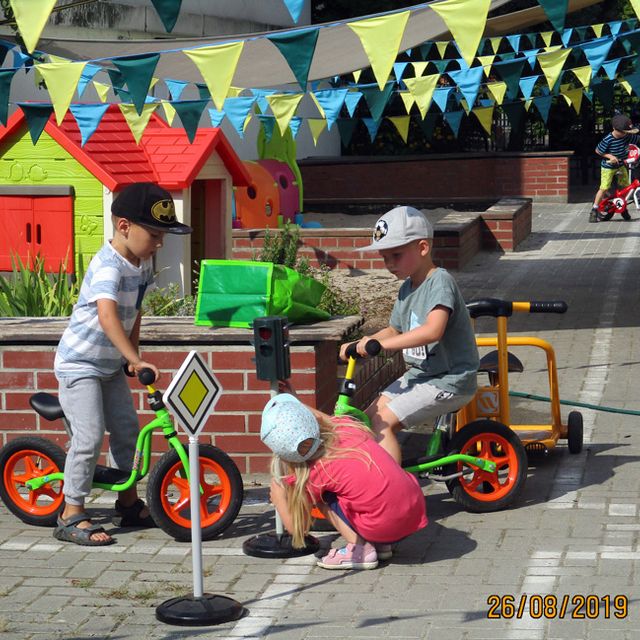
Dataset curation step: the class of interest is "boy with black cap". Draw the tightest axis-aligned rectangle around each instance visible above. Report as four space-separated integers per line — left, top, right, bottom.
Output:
53 182 192 546
339 206 479 464
591 113 640 222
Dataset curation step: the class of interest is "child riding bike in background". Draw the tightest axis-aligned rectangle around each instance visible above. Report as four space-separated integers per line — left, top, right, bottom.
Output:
590 113 640 223
340 206 479 464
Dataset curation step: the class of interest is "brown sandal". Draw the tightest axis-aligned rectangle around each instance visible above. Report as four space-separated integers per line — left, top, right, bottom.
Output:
53 513 115 546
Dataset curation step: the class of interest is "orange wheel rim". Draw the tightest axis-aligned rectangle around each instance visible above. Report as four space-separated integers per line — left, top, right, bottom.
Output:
456 433 520 502
159 456 232 528
3 449 64 516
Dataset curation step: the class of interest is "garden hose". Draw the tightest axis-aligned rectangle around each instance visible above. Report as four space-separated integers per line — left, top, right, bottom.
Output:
509 391 640 417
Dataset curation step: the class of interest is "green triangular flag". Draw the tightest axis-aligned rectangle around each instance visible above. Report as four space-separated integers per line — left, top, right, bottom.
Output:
0 69 17 125
170 99 208 143
418 112 439 140
150 0 183 33
112 53 160 115
336 118 358 147
537 0 569 32
268 28 319 91
501 102 526 134
18 103 53 144
591 81 614 110
107 68 128 100
360 82 395 122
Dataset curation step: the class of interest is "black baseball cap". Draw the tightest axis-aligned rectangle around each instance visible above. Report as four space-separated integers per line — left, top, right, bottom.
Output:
611 114 639 134
111 182 192 234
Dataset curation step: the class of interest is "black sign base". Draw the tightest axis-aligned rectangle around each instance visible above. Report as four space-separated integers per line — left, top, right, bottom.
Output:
243 532 319 558
156 594 244 626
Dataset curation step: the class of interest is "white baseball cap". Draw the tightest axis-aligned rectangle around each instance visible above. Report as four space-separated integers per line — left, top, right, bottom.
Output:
360 205 434 251
260 394 322 463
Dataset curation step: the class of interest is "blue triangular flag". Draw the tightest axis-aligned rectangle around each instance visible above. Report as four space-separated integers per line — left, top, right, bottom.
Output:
165 78 188 101
393 62 409 82
283 0 305 23
289 116 302 139
345 91 363 117
506 34 521 52
443 110 464 138
601 58 622 81
447 66 484 110
312 88 348 130
577 36 614 74
532 95 553 123
362 117 381 142
69 102 110 146
432 87 453 112
561 28 574 47
208 108 225 127
519 75 539 101
609 21 623 37
223 96 256 138
13 50 30 68
252 88 277 114
77 64 102 97
521 49 540 69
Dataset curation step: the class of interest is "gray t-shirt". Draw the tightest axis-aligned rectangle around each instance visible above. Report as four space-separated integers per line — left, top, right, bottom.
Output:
389 268 479 395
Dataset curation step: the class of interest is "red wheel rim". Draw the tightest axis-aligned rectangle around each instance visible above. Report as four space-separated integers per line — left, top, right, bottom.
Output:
3 449 64 516
456 433 520 502
159 456 233 528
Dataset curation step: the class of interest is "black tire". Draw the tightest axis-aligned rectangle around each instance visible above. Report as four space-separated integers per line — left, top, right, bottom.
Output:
567 411 584 454
444 420 527 513
598 207 614 221
622 210 632 220
0 437 66 527
147 444 243 542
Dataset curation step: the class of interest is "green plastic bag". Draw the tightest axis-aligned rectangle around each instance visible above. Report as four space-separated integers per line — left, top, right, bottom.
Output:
194 260 330 328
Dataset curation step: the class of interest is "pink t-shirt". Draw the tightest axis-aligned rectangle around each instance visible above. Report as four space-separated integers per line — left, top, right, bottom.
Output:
305 422 428 543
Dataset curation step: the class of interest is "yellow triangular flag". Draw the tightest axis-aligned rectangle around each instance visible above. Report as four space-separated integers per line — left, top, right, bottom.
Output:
119 103 158 144
486 81 507 105
227 86 244 98
184 41 244 110
459 98 471 115
592 24 604 38
543 45 562 53
630 0 640 18
9 0 57 54
404 74 439 119
48 54 69 64
620 80 633 95
399 91 416 114
37 61 88 125
477 55 496 77
489 37 502 54
525 99 533 111
308 118 327 146
352 69 362 83
431 0 492 67
412 62 429 77
266 93 304 135
537 48 572 91
348 11 410 90
93 81 110 103
435 41 449 59
150 77 159 90
571 65 592 88
388 116 410 143
540 31 554 48
161 100 176 126
244 113 252 132
563 88 583 114
473 105 494 136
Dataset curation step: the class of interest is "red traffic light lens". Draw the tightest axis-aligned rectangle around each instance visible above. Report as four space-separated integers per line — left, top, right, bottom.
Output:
258 327 273 340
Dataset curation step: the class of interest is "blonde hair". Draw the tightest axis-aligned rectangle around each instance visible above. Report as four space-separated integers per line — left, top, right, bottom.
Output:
270 412 375 548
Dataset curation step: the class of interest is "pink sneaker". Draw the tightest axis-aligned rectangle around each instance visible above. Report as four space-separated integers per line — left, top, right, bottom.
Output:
316 542 378 570
374 543 393 560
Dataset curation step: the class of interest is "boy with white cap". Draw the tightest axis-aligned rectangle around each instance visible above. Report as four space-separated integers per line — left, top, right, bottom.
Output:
340 205 479 464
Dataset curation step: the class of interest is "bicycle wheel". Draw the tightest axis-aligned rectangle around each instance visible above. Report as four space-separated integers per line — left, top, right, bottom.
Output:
0 437 66 527
444 420 527 513
598 203 615 221
147 444 244 542
567 411 584 454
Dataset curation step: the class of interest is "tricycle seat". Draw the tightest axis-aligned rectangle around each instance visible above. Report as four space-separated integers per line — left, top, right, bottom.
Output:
478 350 524 375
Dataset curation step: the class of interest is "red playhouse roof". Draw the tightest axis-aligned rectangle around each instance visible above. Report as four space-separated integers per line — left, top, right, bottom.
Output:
0 104 250 191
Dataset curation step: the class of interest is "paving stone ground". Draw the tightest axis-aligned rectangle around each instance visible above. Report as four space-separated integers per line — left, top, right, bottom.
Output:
2 201 640 639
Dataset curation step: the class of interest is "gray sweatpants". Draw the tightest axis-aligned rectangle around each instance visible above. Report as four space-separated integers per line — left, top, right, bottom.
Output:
57 372 138 506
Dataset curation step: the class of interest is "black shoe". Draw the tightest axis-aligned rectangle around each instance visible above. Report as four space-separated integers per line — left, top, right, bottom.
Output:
589 208 599 223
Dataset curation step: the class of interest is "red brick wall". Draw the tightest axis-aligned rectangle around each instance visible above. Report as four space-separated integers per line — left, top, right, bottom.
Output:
299 152 571 204
0 343 404 476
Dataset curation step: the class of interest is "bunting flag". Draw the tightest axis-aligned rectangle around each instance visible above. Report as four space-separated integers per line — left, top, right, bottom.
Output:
432 86 453 112
506 34 521 53
537 48 572 90
362 117 381 142
403 74 439 118
418 112 439 140
448 66 484 110
18 103 53 144
165 79 188 101
161 100 176 125
107 68 128 100
196 82 210 101
561 28 574 47
562 87 583 113
477 55 496 76
112 53 160 115
435 41 449 58
170 99 208 142
77 64 102 97
486 81 507 105
601 58 621 81
493 58 526 100
629 0 640 20
570 65 592 88
592 24 604 38
578 37 614 75
283 0 305 23
268 28 318 91
591 80 614 109
399 91 416 114
0 68 17 126
501 101 526 133
540 31 555 48
532 95 553 124
352 69 362 83
430 0 492 67
348 11 410 90
411 61 429 78
252 88 277 113
472 105 494 136
289 116 302 139
393 61 410 82
184 41 244 110
488 37 502 54
208 108 225 128
519 75 538 101
308 118 327 146
69 102 110 146
388 115 410 143
311 89 348 130
360 82 395 122
150 0 183 33
36 61 87 125
258 114 276 143
443 109 464 138
344 91 363 117
92 81 111 103
0 41 12 68
9 0 56 54
119 103 158 144
337 118 358 147
223 96 256 138
267 93 304 134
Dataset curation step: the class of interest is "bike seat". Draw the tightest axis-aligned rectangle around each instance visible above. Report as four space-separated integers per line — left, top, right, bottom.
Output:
477 350 524 375
93 464 131 485
29 392 65 421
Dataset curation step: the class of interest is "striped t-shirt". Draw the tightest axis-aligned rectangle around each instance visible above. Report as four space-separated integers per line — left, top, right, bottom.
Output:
597 132 640 168
55 242 155 378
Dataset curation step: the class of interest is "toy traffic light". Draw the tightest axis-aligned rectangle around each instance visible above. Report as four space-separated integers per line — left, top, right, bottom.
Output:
253 316 291 381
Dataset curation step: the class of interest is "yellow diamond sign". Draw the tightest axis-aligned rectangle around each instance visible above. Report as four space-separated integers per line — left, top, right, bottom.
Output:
179 371 208 418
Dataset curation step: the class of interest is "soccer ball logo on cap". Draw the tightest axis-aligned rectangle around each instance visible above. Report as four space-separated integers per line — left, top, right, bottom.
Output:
373 219 388 242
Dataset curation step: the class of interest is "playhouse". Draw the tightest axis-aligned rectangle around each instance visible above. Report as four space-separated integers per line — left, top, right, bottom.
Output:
0 104 251 294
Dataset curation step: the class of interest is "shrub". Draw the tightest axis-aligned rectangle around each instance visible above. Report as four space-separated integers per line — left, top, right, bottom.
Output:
142 282 195 317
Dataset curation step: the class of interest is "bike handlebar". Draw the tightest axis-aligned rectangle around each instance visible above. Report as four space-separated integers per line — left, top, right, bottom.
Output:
466 298 567 318
345 339 382 359
138 368 156 385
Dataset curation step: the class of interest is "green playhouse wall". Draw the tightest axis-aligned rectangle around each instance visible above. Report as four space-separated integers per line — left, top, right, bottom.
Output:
0 130 104 274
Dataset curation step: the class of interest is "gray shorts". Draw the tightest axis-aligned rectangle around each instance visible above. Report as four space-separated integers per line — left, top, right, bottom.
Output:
381 376 475 429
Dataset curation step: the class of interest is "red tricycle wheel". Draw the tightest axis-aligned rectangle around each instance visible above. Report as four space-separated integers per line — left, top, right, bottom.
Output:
445 420 527 512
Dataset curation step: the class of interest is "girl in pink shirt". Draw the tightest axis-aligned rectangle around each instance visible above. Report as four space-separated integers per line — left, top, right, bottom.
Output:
261 391 428 570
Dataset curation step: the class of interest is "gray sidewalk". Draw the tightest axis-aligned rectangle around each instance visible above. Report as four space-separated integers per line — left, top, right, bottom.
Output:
2 201 640 639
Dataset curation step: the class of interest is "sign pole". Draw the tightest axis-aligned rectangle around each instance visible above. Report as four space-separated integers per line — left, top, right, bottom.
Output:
189 436 204 599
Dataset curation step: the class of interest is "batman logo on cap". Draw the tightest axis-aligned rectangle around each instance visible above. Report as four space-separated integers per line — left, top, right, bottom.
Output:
373 219 388 242
151 200 177 224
